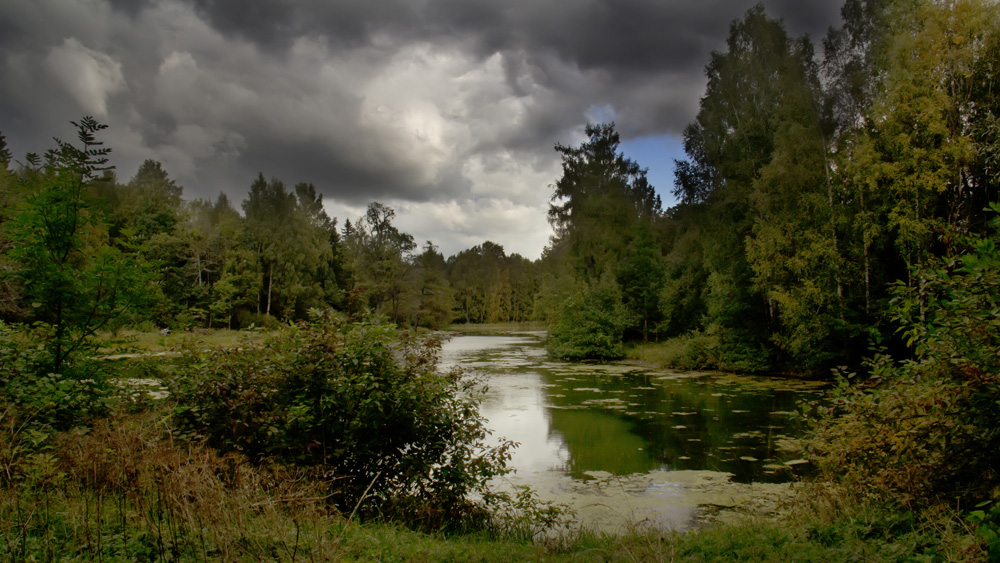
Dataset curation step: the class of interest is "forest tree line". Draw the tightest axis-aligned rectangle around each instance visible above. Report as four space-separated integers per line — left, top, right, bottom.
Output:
542 0 1000 372
1 0 998 376
0 147 539 336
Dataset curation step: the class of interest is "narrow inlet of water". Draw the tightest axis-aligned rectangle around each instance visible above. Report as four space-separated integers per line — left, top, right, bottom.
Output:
439 332 828 532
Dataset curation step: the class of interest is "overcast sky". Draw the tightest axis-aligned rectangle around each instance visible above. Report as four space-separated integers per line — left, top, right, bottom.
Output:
0 0 843 259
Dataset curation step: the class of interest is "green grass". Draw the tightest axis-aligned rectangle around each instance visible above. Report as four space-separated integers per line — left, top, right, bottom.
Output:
445 321 547 335
2 490 982 562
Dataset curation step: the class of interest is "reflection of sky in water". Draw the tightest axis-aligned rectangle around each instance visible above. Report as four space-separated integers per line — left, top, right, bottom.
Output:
479 371 569 475
440 335 569 475
439 335 532 356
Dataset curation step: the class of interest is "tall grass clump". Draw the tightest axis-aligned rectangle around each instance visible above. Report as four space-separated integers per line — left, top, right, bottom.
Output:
0 405 363 561
627 330 720 371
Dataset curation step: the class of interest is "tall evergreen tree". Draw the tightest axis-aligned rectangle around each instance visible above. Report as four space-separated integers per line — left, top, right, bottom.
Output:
549 123 661 281
671 6 822 370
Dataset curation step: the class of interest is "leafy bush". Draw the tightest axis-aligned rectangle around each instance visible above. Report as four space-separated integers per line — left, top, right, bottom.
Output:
0 322 114 431
546 274 631 360
631 330 720 370
715 330 774 374
167 311 513 522
967 501 1000 562
233 310 282 330
810 211 1000 508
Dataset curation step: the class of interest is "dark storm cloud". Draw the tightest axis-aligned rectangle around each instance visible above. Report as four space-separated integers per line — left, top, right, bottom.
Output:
0 0 844 256
174 0 841 137
236 130 473 206
185 0 417 50
185 0 837 73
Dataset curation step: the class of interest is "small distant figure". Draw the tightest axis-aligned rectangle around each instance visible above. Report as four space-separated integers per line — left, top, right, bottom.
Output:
160 328 171 336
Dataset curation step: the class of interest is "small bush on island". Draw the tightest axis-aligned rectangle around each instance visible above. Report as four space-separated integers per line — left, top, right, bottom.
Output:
167 309 516 526
546 274 631 361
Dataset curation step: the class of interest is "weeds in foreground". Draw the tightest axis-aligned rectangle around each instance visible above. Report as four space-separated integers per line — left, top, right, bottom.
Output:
0 412 992 562
1 410 342 561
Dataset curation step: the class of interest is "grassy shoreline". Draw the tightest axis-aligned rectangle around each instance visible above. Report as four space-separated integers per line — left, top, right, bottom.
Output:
444 321 547 335
3 413 983 563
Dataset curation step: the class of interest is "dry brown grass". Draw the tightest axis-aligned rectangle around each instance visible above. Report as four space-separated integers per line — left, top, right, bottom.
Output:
1 409 348 561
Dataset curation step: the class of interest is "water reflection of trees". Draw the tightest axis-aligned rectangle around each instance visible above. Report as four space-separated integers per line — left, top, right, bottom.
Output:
547 408 659 478
542 370 817 483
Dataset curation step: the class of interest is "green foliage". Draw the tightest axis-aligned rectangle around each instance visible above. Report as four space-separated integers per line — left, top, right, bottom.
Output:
167 311 513 521
242 175 334 319
98 158 184 245
533 271 580 325
342 202 417 322
0 322 113 431
3 118 151 372
967 502 1000 562
546 275 631 361
540 122 666 356
810 212 1000 508
449 241 534 325
655 0 1000 375
667 7 826 373
616 224 665 342
413 242 455 329
548 122 661 281
627 330 720 371
658 217 709 338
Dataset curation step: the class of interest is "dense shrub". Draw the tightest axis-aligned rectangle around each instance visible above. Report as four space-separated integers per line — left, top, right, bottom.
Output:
546 274 631 360
167 311 513 521
810 213 1000 508
233 310 282 330
632 330 720 370
0 322 114 431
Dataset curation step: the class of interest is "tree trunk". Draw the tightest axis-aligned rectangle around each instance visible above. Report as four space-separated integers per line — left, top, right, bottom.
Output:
266 263 273 317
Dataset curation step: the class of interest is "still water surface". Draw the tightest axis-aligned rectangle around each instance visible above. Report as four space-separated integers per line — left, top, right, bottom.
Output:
439 332 828 531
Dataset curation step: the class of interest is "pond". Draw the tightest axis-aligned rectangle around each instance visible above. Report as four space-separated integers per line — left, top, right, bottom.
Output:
439 331 829 532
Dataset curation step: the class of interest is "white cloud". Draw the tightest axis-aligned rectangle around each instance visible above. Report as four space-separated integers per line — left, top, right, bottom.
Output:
393 197 553 260
463 148 560 204
45 37 126 117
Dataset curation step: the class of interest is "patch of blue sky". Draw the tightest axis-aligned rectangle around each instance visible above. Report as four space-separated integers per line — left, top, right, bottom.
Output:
620 134 684 209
